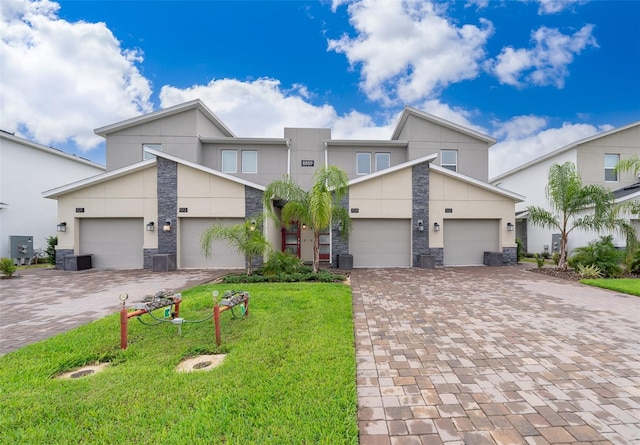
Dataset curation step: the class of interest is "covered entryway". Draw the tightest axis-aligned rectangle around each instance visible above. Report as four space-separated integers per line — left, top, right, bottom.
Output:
79 218 144 268
180 218 245 268
443 219 499 266
350 219 411 267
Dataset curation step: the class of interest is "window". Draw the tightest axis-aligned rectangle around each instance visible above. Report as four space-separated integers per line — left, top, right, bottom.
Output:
604 154 619 181
375 152 390 171
242 150 257 173
142 144 161 160
222 150 237 173
441 150 457 172
356 152 371 175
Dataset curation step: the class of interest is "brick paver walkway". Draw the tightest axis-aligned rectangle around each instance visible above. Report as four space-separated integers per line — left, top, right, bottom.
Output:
351 267 640 445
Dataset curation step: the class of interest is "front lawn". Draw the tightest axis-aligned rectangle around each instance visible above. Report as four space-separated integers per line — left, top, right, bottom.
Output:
0 283 357 444
580 278 640 296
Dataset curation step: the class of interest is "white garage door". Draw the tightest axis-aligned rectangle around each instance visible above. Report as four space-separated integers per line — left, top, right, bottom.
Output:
350 219 411 267
443 219 499 266
180 218 246 268
79 218 144 268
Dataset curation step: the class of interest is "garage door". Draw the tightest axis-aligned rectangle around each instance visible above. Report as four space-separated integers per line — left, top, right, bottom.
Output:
180 218 246 268
350 219 411 267
79 218 143 268
443 219 499 266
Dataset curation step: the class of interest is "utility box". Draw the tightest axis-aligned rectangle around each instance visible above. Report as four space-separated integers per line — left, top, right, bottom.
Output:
337 254 353 270
419 255 435 269
483 251 503 267
10 236 33 265
152 254 176 272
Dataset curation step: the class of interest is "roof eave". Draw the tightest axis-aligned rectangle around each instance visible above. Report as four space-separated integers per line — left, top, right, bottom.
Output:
348 153 437 186
431 164 525 202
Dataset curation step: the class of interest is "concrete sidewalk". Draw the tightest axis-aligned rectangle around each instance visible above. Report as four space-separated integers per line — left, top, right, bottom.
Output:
0 267 226 355
352 266 640 445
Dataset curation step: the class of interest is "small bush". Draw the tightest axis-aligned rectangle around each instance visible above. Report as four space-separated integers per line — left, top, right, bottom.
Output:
540 251 551 260
515 238 523 263
552 252 560 266
535 254 545 270
568 235 624 277
576 264 603 279
261 251 304 276
627 247 640 274
0 258 17 278
223 269 345 284
46 236 58 265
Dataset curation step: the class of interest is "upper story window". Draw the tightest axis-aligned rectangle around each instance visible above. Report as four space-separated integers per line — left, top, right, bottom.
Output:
441 150 457 172
222 150 237 173
356 152 371 175
142 144 161 160
604 154 619 181
375 152 390 171
242 150 257 173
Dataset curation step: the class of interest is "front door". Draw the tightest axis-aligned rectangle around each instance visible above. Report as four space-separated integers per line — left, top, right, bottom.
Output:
281 222 301 257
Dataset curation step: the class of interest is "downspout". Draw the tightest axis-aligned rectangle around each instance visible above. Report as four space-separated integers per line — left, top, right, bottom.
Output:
286 138 291 177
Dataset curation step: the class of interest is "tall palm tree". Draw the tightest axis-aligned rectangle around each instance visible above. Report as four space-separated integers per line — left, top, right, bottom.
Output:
263 166 350 273
615 155 640 214
528 162 632 270
200 215 270 276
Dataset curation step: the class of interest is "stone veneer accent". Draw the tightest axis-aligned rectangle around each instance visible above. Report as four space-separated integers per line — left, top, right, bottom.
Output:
55 248 74 270
412 163 430 267
245 186 264 270
502 246 517 266
145 157 177 270
332 193 350 266
428 247 444 267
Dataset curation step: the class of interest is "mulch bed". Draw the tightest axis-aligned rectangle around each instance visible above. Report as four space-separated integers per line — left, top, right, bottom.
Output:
529 267 582 281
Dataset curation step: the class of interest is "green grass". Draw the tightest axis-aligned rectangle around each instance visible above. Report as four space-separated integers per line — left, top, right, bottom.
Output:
580 278 640 296
0 283 357 444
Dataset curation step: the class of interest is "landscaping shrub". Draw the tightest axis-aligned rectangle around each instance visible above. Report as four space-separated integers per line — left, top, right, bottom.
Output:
261 251 304 275
46 236 57 265
0 258 17 278
223 269 345 283
576 263 603 279
627 247 640 274
515 238 523 263
568 235 624 277
552 252 560 266
535 253 545 269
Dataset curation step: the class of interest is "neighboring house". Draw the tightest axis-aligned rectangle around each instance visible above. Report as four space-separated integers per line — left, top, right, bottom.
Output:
490 121 640 254
0 131 105 262
44 100 523 270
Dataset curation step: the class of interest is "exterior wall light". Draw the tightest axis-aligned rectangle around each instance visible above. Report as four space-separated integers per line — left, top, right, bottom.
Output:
302 223 307 230
146 222 155 231
507 222 514 231
57 222 67 232
163 220 171 232
249 219 256 231
433 222 440 232
417 220 424 231
337 220 343 232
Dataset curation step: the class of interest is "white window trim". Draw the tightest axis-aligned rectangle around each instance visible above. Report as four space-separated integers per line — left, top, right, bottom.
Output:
441 149 458 172
222 149 238 173
356 152 371 175
604 153 619 182
375 152 390 172
142 143 161 160
241 150 258 174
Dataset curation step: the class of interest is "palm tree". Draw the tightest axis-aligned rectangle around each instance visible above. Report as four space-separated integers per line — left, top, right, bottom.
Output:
527 162 632 270
615 155 640 214
200 215 270 276
263 166 350 273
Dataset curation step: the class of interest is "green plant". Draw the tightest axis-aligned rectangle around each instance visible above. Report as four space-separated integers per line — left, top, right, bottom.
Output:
527 162 634 270
200 214 270 276
46 236 57 265
261 250 304 275
515 238 523 263
576 263 603 279
627 246 640 274
0 258 17 278
535 253 545 269
264 165 350 273
568 235 624 277
552 251 560 266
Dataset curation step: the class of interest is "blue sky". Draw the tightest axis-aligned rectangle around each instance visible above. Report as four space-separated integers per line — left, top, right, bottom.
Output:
1 0 639 176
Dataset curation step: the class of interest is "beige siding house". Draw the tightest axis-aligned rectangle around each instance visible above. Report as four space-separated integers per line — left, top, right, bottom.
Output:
44 100 523 270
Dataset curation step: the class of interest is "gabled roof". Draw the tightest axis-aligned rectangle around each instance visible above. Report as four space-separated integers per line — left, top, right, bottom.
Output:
0 130 105 169
94 99 235 138
430 163 525 202
42 148 265 199
391 106 496 145
348 153 438 187
491 120 640 182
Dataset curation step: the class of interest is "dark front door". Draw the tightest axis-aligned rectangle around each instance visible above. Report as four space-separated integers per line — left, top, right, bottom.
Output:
281 222 301 257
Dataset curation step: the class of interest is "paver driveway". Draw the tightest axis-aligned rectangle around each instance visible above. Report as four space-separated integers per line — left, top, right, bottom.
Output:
351 267 640 445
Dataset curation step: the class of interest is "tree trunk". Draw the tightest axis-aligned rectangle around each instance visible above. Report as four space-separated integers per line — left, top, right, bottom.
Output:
558 234 568 270
313 231 320 273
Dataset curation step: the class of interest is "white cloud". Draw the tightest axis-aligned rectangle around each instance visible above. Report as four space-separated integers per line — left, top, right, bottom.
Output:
0 0 152 151
159 78 395 139
488 24 597 88
327 0 493 105
535 0 588 15
489 120 612 178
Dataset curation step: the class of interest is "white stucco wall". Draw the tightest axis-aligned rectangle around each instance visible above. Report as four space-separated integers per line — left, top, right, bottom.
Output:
0 134 104 259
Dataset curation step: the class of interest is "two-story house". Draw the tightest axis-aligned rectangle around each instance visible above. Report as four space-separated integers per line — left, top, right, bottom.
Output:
490 121 640 254
0 131 105 262
44 99 523 270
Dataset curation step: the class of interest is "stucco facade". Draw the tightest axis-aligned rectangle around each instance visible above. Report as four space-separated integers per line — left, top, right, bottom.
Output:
491 121 640 254
45 100 523 270
0 131 104 261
